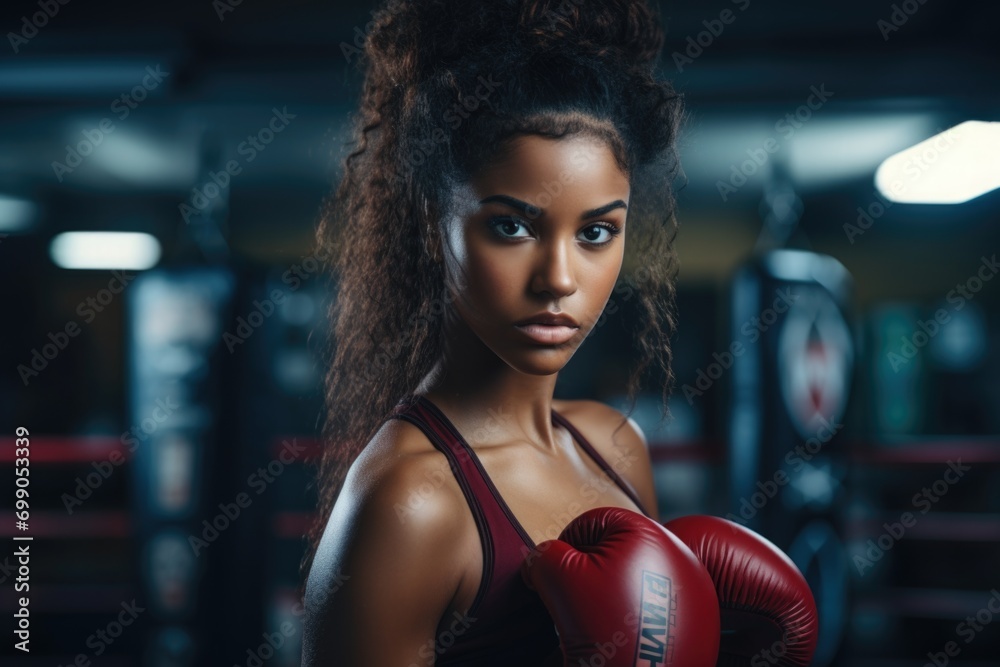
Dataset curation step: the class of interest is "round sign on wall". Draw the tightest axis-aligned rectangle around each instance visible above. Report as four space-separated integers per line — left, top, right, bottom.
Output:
778 286 854 441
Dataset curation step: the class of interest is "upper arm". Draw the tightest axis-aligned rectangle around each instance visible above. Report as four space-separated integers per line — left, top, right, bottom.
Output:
620 414 660 522
302 429 463 667
579 401 660 522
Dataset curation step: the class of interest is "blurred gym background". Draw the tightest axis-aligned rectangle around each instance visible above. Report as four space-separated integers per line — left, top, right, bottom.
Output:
1 1 998 665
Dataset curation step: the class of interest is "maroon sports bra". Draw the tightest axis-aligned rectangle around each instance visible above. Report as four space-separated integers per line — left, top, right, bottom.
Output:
387 393 651 666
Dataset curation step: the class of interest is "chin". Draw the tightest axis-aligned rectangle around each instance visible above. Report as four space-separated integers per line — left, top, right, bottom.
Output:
499 344 579 376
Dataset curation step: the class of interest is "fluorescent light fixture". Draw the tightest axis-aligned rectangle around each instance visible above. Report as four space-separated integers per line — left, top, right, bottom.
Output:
0 194 37 232
0 57 174 97
875 121 1000 204
49 231 161 270
89 130 199 187
679 112 936 190
786 114 935 186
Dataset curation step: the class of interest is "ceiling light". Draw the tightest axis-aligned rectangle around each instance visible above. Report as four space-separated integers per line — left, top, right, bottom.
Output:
49 231 161 270
875 121 1000 204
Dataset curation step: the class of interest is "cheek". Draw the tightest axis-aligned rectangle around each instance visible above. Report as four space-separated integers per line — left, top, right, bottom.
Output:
464 244 521 306
449 233 522 320
583 249 624 303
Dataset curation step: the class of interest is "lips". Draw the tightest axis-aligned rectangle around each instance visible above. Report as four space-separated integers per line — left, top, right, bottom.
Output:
514 312 580 327
513 311 580 345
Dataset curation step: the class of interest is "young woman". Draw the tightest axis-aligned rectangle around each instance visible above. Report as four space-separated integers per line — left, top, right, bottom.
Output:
301 1 685 664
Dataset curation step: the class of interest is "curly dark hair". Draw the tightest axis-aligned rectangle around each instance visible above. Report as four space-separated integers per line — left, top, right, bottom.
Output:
302 0 686 581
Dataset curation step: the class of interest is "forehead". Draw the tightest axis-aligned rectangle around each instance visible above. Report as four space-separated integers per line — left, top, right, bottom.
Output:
467 133 630 204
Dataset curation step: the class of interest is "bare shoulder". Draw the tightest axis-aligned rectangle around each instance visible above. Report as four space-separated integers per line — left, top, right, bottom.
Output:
303 418 467 665
304 419 464 603
553 398 648 452
342 416 467 531
553 398 658 521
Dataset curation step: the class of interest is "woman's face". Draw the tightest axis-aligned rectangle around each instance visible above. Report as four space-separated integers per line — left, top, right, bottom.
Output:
442 132 630 375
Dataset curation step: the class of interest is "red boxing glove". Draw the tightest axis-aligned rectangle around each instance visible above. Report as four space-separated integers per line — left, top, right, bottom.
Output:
663 515 819 667
521 506 721 667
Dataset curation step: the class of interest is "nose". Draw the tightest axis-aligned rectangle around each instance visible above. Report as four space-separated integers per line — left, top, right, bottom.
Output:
530 235 577 299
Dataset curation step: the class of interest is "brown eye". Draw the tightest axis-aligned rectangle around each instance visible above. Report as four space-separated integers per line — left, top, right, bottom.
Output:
579 222 622 246
488 217 531 240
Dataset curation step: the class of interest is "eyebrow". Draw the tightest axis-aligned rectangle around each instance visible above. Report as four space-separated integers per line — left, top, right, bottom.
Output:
478 194 627 220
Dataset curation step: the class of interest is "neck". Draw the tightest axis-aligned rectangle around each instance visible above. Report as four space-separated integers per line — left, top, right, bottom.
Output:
414 306 561 453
